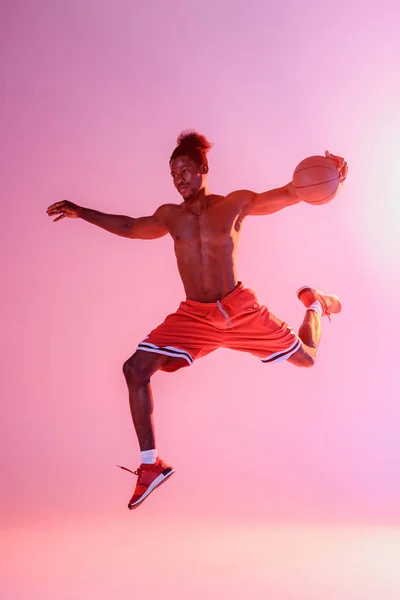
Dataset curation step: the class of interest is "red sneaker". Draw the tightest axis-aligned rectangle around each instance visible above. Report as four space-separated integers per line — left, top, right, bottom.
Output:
118 459 175 510
297 286 342 318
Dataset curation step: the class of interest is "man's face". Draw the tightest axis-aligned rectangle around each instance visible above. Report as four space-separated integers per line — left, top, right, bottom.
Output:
170 156 205 200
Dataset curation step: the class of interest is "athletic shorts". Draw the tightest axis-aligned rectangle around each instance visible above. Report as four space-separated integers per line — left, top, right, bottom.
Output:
137 282 301 372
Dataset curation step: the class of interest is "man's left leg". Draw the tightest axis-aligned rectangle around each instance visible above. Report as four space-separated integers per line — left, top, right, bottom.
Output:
288 286 341 368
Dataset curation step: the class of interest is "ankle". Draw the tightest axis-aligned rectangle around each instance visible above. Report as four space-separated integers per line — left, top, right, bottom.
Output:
307 301 323 317
140 449 159 464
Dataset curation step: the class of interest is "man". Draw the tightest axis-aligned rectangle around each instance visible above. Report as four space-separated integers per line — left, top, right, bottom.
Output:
47 131 348 510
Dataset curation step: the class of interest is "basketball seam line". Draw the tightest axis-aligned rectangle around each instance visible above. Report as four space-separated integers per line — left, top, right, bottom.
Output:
305 190 337 204
293 180 338 189
294 165 338 174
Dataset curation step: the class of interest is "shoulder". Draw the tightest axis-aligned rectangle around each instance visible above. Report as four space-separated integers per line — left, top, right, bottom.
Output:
223 189 257 209
225 190 257 206
154 203 180 222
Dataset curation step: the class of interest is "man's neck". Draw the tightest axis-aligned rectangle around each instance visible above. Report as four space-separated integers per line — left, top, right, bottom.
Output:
184 187 212 214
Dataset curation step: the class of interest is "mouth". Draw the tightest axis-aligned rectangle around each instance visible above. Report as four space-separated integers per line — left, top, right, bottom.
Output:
178 185 188 194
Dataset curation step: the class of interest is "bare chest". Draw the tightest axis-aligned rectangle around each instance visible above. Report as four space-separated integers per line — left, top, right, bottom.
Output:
168 204 241 246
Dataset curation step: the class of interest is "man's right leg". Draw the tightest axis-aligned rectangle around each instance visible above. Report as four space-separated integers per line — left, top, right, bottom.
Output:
121 350 177 509
120 301 215 509
122 350 168 452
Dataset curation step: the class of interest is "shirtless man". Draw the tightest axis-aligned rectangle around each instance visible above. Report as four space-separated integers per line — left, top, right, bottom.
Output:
47 131 348 510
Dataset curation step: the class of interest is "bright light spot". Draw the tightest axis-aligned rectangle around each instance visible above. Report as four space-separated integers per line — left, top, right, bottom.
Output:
357 125 400 276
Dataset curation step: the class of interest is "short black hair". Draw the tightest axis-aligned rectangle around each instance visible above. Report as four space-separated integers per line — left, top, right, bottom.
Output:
170 130 213 168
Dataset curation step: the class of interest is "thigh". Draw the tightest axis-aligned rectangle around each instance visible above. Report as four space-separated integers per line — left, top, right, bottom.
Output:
224 304 302 364
136 306 221 372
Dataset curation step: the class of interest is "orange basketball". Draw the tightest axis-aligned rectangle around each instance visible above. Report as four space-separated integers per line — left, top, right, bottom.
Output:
292 155 340 205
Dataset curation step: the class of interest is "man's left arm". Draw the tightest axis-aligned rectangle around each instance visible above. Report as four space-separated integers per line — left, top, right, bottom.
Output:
239 151 348 218
242 182 300 217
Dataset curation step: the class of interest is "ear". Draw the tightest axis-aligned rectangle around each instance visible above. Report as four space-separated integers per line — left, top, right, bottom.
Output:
202 163 209 175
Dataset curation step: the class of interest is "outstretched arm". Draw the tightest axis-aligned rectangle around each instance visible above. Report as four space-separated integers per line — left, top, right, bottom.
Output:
242 182 301 217
238 151 348 219
46 200 170 239
124 205 170 239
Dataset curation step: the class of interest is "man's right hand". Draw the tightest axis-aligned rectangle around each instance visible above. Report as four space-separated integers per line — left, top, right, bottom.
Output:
47 200 81 222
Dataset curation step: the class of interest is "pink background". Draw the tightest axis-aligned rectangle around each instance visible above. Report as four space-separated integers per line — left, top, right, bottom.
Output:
2 1 400 598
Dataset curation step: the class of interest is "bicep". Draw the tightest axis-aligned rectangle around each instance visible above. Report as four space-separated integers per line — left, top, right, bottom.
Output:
239 185 295 217
127 205 170 240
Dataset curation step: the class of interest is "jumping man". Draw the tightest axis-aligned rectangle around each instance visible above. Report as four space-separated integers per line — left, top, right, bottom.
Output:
47 131 348 509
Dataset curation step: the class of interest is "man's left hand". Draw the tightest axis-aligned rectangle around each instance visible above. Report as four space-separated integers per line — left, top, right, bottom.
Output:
325 150 348 183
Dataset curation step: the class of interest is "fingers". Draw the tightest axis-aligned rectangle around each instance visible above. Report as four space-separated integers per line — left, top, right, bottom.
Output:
325 150 344 167
47 200 68 219
47 209 65 217
53 214 65 222
340 161 349 182
325 150 348 182
47 200 66 211
325 150 342 164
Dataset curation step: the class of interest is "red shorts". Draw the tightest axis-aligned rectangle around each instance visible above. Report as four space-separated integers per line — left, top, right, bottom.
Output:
137 283 301 372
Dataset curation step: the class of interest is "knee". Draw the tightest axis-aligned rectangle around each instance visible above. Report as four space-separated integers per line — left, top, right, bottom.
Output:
122 354 150 386
288 346 316 368
303 353 316 368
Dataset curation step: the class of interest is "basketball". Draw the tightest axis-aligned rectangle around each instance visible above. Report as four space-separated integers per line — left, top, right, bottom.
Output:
292 155 340 205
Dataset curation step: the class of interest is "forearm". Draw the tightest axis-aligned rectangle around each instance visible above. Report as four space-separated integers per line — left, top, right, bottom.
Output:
78 206 133 237
248 182 301 216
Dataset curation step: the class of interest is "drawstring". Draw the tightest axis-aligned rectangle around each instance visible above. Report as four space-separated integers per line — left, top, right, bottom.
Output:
217 300 233 328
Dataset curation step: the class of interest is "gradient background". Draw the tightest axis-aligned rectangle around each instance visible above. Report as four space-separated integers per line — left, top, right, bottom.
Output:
2 0 400 598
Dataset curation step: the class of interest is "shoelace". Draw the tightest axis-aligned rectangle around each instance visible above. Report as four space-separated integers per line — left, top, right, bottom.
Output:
316 296 332 323
117 465 143 479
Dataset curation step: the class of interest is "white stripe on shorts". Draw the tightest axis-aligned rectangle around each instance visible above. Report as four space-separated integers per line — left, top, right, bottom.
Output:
260 337 302 364
137 341 194 365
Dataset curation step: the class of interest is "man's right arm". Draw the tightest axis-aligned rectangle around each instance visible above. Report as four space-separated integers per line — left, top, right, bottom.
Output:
47 200 170 239
79 206 171 239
